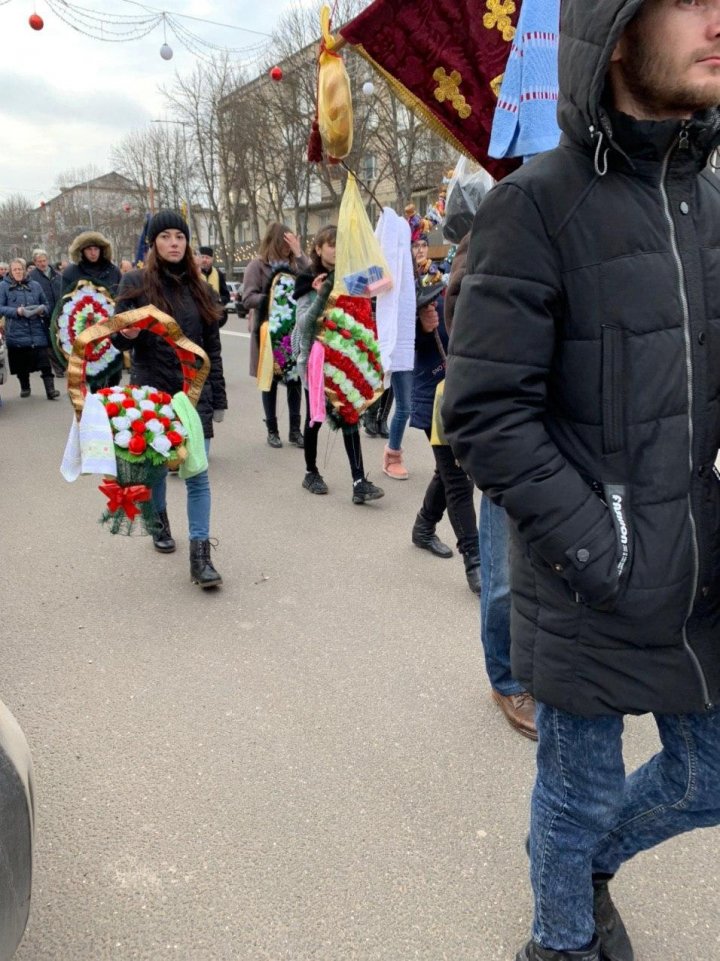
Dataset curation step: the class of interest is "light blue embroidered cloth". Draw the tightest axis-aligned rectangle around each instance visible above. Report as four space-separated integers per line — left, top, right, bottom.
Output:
489 0 561 161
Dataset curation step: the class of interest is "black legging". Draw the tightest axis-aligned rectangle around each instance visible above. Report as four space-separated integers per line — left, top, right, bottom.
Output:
262 378 302 433
304 390 364 481
419 430 478 556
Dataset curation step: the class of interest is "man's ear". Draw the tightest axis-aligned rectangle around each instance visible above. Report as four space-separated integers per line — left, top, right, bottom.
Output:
610 38 624 64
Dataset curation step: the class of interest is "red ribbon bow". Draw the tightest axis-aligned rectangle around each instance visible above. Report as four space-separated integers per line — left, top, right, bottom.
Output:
98 481 151 521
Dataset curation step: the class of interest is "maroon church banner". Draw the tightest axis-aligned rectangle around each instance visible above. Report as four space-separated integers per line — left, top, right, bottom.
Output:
339 0 523 181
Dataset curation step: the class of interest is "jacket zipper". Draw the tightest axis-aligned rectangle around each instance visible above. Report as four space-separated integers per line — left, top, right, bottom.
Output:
660 125 713 709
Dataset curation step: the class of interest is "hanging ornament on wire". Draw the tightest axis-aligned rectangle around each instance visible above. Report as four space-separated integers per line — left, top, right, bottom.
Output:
269 65 283 82
29 12 44 30
159 13 173 61
362 80 375 96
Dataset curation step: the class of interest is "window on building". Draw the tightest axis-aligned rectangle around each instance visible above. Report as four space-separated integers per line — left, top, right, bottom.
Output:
360 154 378 182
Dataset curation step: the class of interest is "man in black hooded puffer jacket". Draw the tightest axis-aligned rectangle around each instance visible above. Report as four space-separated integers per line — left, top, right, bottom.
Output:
444 1 720 959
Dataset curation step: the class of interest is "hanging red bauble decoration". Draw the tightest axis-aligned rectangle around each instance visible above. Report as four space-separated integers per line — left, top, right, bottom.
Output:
29 12 44 30
269 66 283 82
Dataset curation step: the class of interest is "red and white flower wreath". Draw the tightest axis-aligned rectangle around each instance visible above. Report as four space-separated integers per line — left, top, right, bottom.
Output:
56 284 120 378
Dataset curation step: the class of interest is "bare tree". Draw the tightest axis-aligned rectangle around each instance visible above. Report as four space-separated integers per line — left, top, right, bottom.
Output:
0 194 36 261
111 126 189 214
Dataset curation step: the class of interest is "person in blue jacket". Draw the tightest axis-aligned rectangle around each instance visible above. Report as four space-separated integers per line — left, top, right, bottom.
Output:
409 283 479 593
0 259 59 399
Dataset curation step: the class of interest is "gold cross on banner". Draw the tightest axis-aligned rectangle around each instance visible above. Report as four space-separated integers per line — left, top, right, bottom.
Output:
483 0 516 42
433 67 472 120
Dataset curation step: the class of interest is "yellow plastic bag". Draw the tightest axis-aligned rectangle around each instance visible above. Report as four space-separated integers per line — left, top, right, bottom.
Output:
430 380 449 446
317 5 353 160
334 174 393 299
257 320 274 391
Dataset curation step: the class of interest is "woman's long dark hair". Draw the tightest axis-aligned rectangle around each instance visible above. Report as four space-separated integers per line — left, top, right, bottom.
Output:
118 243 223 326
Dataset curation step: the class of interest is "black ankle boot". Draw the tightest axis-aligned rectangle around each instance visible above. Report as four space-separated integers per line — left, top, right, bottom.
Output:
189 539 222 588
462 550 482 594
363 408 379 437
378 413 390 438
592 878 633 961
152 510 176 553
42 375 60 400
288 427 304 448
265 419 282 448
411 513 453 558
516 936 603 961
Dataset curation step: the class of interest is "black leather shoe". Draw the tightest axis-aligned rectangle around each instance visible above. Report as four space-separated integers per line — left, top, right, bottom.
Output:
411 514 453 558
152 510 176 553
593 879 633 961
19 388 30 398
267 430 283 448
516 936 603 961
289 428 304 448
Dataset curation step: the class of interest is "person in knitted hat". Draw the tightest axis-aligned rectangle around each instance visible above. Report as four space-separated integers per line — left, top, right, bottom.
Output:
198 246 230 319
115 209 227 589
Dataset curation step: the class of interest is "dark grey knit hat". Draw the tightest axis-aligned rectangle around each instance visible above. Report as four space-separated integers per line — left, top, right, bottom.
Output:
147 209 190 244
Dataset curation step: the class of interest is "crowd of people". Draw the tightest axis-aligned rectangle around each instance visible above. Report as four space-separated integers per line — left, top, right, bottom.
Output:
6 5 720 959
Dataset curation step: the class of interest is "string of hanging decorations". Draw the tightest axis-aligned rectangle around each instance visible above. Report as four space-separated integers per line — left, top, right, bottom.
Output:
19 0 274 63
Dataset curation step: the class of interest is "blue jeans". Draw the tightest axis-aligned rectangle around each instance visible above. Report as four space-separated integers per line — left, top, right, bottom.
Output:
479 497 523 696
388 370 413 450
531 702 720 951
151 439 212 541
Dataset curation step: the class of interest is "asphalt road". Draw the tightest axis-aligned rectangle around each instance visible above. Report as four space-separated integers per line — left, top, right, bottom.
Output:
1 312 719 960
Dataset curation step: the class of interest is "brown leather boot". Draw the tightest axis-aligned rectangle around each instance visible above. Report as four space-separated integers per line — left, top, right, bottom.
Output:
382 445 409 480
491 689 538 740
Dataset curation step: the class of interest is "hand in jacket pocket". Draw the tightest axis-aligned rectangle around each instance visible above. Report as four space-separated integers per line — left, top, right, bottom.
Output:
560 512 622 611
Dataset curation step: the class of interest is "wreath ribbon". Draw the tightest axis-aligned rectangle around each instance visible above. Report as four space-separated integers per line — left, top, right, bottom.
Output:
98 481 152 520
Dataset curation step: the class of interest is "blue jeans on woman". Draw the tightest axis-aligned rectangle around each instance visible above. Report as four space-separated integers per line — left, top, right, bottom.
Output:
388 369 413 450
479 496 524 696
151 439 212 541
531 702 720 951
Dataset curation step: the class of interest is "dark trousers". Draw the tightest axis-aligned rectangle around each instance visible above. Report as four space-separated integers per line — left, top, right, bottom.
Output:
304 390 364 481
420 432 478 556
262 378 302 433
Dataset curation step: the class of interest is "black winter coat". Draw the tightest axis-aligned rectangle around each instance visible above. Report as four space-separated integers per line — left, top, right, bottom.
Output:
116 268 227 439
61 257 122 297
28 266 61 316
443 0 720 717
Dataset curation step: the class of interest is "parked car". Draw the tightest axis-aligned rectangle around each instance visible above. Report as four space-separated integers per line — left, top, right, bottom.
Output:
226 281 248 318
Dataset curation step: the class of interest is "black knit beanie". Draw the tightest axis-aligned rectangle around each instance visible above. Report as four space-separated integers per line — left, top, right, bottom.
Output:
147 209 190 244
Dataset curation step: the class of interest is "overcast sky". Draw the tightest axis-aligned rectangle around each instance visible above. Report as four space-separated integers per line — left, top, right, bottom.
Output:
0 0 306 204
